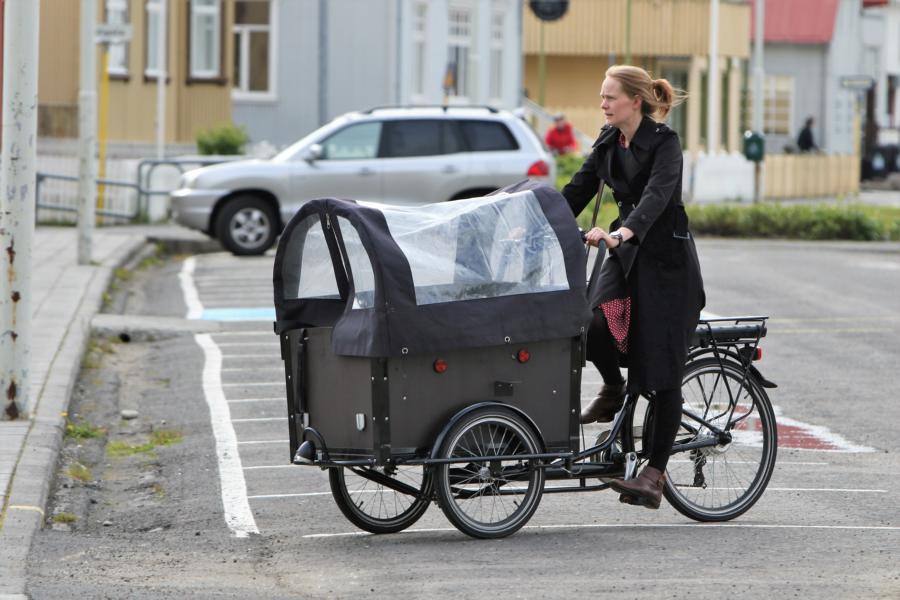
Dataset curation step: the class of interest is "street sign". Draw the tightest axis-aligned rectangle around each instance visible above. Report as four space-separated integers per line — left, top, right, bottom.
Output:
839 75 874 91
95 23 132 45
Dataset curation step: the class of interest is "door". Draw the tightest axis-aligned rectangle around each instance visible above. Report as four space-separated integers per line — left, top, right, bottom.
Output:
288 121 384 209
379 119 470 204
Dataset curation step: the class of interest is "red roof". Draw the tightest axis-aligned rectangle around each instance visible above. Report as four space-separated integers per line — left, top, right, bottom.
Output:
750 0 839 44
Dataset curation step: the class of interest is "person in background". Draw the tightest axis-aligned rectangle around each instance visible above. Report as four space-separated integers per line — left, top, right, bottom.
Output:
561 65 705 510
545 114 578 155
797 116 818 153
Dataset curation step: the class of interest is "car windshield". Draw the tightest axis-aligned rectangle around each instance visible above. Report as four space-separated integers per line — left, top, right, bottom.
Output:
271 116 350 163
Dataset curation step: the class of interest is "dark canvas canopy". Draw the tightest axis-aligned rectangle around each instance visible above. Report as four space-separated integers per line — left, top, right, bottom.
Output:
273 180 592 357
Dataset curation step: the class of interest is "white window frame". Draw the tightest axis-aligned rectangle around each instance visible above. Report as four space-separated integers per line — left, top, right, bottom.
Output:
232 0 278 102
189 0 221 79
411 1 428 102
446 1 473 102
106 0 129 76
145 0 165 77
489 2 504 103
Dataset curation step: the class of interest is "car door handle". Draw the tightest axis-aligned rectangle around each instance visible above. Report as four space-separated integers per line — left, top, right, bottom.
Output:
441 165 459 174
358 167 375 176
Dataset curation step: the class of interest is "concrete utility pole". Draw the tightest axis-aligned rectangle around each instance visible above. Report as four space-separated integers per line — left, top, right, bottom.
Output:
752 0 764 133
156 0 167 159
77 0 97 265
707 0 720 154
752 0 765 203
0 0 40 420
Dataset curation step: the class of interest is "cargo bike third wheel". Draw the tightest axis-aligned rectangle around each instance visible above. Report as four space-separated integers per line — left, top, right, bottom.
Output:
329 465 432 534
434 406 545 539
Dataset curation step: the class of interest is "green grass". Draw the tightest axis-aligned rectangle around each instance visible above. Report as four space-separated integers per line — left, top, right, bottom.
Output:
107 429 183 458
65 463 93 482
65 421 106 440
686 202 900 241
52 512 78 524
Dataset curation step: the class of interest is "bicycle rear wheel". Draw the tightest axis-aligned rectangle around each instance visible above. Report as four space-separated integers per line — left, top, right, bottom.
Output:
651 358 777 521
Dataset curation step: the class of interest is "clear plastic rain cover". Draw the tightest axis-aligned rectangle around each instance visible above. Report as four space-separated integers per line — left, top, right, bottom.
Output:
368 190 569 305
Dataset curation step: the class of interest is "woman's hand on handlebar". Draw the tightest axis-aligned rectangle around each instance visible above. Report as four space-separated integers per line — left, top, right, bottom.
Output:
584 227 616 249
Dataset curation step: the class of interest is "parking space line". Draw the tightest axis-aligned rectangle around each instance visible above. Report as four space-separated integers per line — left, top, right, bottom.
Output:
227 398 283 404
302 522 900 539
195 333 260 538
178 257 203 319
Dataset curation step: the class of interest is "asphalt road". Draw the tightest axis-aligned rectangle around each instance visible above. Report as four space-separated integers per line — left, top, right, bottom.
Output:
27 238 900 599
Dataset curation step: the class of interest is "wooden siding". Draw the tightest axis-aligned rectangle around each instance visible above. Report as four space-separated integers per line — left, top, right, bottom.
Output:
38 0 232 143
765 154 860 199
523 0 750 60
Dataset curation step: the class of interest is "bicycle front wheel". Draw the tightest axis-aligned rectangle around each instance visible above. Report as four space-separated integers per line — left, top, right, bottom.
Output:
661 358 777 521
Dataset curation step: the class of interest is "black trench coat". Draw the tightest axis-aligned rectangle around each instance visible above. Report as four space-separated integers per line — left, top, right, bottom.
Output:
562 116 705 394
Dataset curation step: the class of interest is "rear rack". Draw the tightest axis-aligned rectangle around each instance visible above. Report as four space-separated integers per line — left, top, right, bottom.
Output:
693 316 768 347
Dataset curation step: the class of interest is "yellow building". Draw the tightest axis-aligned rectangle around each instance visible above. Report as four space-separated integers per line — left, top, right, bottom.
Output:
37 0 234 144
523 0 751 154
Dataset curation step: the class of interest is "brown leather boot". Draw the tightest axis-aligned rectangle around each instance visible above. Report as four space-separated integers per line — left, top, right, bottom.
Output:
579 382 626 424
608 466 666 510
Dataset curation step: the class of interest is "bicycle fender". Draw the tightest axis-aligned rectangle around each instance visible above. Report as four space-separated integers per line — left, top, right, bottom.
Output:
429 401 547 460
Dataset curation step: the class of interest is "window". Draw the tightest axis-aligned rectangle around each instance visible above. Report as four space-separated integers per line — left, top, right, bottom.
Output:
446 4 472 98
233 0 274 97
282 215 341 300
190 0 221 78
145 0 166 76
412 2 427 98
105 0 129 76
336 217 376 310
459 121 518 152
763 75 793 136
380 120 463 158
489 4 504 101
321 122 383 160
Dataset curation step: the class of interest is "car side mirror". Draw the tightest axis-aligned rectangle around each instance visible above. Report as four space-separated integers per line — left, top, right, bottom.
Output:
303 144 323 163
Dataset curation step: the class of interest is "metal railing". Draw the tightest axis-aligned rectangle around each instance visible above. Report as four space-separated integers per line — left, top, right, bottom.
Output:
36 156 241 222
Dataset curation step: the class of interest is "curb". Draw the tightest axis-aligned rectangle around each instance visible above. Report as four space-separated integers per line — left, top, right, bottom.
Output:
0 237 147 598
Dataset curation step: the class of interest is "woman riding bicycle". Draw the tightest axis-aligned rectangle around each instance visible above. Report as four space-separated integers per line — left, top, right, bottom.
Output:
561 65 705 509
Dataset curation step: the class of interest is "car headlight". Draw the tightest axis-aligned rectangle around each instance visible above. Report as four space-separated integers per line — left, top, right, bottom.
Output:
179 170 200 190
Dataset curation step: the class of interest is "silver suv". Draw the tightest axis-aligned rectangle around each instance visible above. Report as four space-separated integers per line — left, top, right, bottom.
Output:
171 106 556 255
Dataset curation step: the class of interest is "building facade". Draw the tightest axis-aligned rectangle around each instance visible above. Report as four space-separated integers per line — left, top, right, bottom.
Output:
36 0 234 146
231 0 524 148
522 0 751 154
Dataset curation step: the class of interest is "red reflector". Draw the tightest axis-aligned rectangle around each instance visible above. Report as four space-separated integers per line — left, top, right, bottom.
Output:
527 160 549 177
754 347 763 361
516 349 530 363
433 358 448 373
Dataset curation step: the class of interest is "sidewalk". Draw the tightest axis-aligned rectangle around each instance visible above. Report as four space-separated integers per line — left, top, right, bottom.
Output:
0 225 190 599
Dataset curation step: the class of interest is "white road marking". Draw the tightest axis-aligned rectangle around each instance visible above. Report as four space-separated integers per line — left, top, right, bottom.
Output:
216 342 277 348
178 257 204 319
195 333 260 538
221 367 283 373
212 331 275 337
302 522 900 539
227 397 283 404
231 417 283 423
222 382 282 388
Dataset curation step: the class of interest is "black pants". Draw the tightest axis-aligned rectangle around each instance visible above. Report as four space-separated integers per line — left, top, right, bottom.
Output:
587 310 682 471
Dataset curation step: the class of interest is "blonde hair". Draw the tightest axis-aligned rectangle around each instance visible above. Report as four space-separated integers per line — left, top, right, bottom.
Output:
605 65 687 121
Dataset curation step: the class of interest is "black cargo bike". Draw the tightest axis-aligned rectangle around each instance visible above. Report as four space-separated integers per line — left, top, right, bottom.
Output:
273 182 778 539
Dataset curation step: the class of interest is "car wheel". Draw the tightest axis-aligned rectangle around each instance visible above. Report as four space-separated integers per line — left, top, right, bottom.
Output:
214 195 279 256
